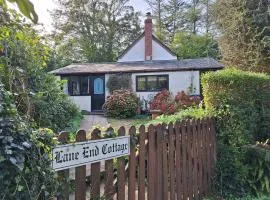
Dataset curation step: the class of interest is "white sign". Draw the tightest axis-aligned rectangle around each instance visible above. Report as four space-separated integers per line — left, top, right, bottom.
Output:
52 136 130 171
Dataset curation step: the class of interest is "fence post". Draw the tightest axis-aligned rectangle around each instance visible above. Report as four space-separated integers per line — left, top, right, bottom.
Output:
57 132 69 200
181 123 188 200
117 127 126 200
128 126 136 200
147 125 156 200
162 124 169 200
75 130 86 200
104 127 115 200
175 121 182 200
168 122 175 200
90 128 101 199
138 125 146 200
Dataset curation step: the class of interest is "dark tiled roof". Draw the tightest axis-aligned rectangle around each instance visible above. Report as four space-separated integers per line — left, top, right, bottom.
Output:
50 58 224 75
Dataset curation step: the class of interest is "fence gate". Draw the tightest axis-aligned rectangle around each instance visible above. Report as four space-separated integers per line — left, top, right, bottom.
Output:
55 118 216 200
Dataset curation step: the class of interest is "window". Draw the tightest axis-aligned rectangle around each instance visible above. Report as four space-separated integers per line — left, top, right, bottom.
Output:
136 75 169 92
67 76 90 95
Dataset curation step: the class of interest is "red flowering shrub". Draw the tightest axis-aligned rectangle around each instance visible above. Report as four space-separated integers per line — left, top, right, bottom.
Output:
149 90 177 114
174 91 201 108
103 89 138 118
149 90 201 115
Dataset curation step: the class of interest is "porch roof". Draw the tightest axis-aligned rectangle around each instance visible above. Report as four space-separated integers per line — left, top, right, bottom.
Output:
50 57 223 75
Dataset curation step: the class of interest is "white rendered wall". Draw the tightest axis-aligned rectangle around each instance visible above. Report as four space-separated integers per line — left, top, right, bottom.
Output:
118 37 145 62
68 96 91 112
117 36 177 62
131 71 200 102
61 78 92 112
152 40 177 60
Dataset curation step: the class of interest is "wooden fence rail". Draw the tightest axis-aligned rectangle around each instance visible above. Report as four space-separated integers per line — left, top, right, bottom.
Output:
56 118 216 200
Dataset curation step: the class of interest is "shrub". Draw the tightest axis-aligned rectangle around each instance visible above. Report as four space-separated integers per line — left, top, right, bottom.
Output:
106 73 132 94
31 75 80 132
174 91 201 108
103 89 138 118
0 83 58 199
149 90 177 114
201 68 270 197
202 68 270 144
147 107 212 125
245 141 270 196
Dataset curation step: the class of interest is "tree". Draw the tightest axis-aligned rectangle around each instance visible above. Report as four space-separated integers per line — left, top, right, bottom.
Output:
163 0 186 42
52 0 141 63
213 0 270 73
0 0 38 23
0 10 79 131
145 0 167 41
172 31 218 59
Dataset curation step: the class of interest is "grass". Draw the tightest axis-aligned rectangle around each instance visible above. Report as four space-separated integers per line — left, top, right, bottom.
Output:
144 107 212 126
107 114 150 130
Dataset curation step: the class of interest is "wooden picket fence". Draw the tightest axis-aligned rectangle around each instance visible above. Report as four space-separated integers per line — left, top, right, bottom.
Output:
56 118 216 200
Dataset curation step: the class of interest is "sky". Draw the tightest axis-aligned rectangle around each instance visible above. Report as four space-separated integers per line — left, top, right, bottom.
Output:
29 0 150 32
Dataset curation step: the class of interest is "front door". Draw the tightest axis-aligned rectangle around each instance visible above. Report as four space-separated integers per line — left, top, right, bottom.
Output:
91 75 105 112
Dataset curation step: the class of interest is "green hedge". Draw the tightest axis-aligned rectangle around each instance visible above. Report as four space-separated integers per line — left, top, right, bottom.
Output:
202 69 270 198
202 68 270 145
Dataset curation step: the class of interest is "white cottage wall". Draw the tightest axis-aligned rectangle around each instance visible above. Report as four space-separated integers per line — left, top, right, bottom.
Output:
117 37 145 62
61 77 92 112
68 96 91 112
117 36 177 62
152 40 177 60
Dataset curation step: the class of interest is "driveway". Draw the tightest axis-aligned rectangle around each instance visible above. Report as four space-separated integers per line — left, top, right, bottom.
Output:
79 114 109 131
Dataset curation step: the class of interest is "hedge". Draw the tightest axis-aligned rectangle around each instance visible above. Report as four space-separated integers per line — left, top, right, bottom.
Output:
201 68 270 198
202 68 270 145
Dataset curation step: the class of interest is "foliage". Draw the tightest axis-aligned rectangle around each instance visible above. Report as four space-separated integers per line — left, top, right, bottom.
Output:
145 0 216 43
213 0 270 73
245 141 270 196
0 0 38 23
103 89 139 119
52 0 141 63
106 73 132 94
149 90 201 115
0 11 80 132
0 82 58 199
174 91 201 108
146 106 211 125
149 90 177 114
172 31 219 59
201 68 270 198
202 68 270 144
203 195 270 200
31 75 79 132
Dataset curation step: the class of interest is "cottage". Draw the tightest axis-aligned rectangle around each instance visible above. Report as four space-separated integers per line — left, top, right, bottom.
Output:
51 13 223 112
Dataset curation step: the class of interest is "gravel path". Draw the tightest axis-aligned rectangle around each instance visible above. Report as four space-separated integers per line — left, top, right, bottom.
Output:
79 114 109 131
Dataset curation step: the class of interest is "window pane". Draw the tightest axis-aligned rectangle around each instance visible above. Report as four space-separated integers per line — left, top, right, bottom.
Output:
158 76 168 90
80 76 89 95
147 76 157 91
137 77 146 91
94 78 104 94
68 76 80 95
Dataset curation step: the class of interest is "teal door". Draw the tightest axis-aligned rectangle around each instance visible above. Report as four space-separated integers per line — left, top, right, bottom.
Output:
91 75 105 111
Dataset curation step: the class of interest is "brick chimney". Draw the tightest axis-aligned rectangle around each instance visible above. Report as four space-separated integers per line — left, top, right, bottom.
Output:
145 12 152 61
